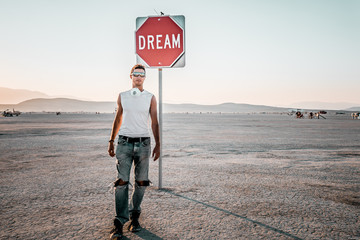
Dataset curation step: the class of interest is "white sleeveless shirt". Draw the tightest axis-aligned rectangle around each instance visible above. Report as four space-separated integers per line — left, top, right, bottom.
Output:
118 89 153 137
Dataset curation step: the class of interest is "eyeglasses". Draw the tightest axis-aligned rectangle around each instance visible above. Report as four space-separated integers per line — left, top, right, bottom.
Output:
132 72 145 77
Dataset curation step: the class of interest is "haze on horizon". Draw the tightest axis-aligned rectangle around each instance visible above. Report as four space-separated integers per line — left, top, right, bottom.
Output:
0 0 359 107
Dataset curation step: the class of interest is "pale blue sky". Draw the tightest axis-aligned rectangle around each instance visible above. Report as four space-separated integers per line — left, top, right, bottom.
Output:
0 0 359 106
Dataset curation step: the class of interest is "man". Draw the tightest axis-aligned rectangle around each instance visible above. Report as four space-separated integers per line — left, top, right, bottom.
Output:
108 64 160 239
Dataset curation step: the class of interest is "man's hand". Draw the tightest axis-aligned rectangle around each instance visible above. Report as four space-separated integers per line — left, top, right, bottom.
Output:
152 144 160 161
108 142 115 157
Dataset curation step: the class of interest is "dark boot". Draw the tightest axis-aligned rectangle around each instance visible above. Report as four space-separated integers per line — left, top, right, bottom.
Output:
128 211 141 232
110 218 123 239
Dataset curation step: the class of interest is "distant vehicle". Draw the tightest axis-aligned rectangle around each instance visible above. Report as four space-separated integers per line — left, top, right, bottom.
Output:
1 109 21 117
288 109 304 118
56 112 61 115
289 109 327 119
295 111 304 118
314 111 326 119
308 112 314 119
351 112 359 119
288 109 303 116
1 110 12 117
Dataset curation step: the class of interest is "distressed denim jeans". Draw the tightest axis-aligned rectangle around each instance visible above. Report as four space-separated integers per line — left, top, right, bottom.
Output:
114 137 151 224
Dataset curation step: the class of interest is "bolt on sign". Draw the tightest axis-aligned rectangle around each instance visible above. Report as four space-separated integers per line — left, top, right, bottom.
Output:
135 15 185 68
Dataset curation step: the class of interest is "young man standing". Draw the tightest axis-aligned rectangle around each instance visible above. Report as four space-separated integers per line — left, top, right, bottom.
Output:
108 64 160 239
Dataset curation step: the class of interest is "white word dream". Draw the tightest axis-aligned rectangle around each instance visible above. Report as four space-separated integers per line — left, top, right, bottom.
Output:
138 34 181 50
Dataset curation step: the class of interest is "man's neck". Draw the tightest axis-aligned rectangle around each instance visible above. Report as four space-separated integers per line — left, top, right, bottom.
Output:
133 86 144 92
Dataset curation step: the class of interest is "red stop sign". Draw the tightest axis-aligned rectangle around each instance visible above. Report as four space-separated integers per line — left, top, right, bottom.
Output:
135 16 185 68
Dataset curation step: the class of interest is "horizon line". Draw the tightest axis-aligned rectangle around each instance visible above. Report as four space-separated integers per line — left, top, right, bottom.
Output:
1 97 360 111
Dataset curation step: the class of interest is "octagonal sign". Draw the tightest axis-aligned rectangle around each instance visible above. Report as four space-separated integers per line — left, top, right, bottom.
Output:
135 15 185 68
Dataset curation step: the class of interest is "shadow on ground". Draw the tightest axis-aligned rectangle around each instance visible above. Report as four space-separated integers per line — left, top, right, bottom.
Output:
160 188 302 240
134 228 163 240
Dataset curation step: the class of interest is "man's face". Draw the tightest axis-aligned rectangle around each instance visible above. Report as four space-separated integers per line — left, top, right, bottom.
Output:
131 68 146 88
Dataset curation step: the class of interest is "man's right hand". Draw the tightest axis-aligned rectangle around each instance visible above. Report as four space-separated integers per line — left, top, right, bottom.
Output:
108 142 115 157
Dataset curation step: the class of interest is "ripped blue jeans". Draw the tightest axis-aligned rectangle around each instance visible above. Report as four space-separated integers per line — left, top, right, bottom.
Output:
114 137 151 224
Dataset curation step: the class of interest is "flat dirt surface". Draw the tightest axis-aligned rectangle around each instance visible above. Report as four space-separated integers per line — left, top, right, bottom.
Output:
0 113 359 239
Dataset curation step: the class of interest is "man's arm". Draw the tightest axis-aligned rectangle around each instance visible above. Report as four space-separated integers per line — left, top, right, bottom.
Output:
108 94 123 157
150 95 160 161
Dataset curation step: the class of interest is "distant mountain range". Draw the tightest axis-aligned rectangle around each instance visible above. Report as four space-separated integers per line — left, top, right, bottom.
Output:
0 87 50 104
1 98 359 113
285 101 360 111
164 102 287 113
346 106 360 111
1 87 359 112
0 98 288 113
0 87 81 104
0 98 117 113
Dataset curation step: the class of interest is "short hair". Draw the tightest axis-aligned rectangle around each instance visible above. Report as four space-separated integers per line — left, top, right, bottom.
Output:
130 64 146 74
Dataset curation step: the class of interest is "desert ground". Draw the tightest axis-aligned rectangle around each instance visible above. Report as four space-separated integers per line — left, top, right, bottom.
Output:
0 113 359 239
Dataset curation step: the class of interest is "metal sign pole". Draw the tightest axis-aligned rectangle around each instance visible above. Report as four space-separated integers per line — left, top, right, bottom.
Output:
158 68 163 189
135 14 185 189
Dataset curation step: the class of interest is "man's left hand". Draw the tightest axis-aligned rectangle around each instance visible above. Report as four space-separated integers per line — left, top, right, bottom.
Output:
152 144 160 161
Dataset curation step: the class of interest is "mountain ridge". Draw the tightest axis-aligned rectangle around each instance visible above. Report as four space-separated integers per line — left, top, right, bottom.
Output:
0 98 289 113
0 98 117 113
2 97 358 113
285 101 360 110
0 87 84 104
0 87 49 104
1 87 359 111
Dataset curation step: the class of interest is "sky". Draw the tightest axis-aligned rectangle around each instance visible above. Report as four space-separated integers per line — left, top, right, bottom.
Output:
0 0 359 106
